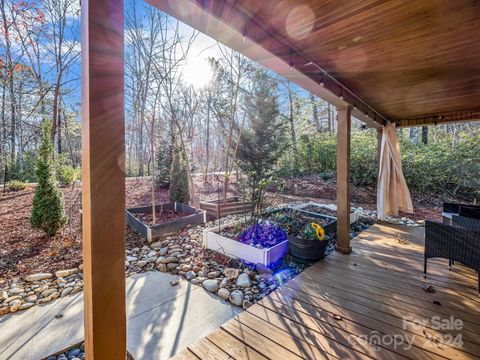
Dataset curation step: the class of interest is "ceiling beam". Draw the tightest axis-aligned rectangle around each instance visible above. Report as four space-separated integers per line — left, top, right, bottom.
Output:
396 110 480 127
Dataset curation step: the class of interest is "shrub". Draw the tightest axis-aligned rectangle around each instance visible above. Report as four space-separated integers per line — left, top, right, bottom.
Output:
30 121 67 236
285 128 479 198
155 133 173 188
169 144 190 204
7 180 27 191
57 165 79 186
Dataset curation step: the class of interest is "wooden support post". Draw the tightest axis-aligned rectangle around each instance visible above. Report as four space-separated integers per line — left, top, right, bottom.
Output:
335 105 352 254
81 0 126 359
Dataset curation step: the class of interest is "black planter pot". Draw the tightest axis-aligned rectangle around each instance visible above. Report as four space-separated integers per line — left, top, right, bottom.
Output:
288 235 329 261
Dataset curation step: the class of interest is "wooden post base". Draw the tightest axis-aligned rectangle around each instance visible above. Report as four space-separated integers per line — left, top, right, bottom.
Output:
335 245 352 254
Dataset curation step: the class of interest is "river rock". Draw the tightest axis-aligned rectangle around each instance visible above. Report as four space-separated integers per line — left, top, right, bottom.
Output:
181 264 191 272
224 268 240 280
26 273 52 282
0 306 10 315
25 294 38 303
185 271 196 280
9 288 24 296
202 279 219 293
243 299 253 310
55 269 78 278
156 256 178 264
167 262 179 271
229 290 244 306
146 256 157 263
157 263 168 272
9 299 22 312
41 289 57 298
137 260 148 268
217 288 230 300
61 287 73 297
236 273 252 288
208 271 220 279
4 295 21 303
0 291 7 301
219 278 230 288
19 302 34 310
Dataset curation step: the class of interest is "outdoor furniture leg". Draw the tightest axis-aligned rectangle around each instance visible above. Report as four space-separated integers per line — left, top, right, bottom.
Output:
449 259 452 270
424 255 427 278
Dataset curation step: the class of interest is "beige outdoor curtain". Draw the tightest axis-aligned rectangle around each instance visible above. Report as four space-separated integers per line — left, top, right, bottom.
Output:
377 122 413 220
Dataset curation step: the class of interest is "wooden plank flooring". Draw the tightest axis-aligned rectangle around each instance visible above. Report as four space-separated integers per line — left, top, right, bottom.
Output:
171 223 480 360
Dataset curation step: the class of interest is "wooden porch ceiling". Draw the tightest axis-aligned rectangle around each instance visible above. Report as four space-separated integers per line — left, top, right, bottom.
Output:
149 0 480 127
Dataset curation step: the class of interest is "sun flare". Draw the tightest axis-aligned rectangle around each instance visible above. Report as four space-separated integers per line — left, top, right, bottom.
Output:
182 57 213 89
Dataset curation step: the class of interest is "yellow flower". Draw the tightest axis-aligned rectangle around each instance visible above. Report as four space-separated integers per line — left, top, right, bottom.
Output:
311 222 325 241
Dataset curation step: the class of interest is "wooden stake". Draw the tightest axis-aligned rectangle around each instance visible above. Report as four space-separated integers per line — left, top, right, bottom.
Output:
81 0 126 358
336 106 352 254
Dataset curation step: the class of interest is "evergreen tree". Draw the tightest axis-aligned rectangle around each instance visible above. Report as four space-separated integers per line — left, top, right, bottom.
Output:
169 140 190 204
30 120 67 236
155 127 173 189
237 69 287 215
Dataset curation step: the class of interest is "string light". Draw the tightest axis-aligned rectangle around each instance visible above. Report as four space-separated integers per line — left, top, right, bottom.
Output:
242 25 248 44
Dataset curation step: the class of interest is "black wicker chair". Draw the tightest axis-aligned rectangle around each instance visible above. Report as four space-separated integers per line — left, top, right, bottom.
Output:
442 202 480 224
424 217 480 294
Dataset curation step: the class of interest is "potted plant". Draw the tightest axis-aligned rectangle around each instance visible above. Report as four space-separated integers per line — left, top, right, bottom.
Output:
288 222 330 261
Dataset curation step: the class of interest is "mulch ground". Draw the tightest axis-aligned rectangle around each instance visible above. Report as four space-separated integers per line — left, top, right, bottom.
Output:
0 176 238 281
136 210 188 226
0 174 459 281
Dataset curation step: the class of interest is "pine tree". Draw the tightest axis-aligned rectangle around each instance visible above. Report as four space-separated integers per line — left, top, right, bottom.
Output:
237 69 287 216
169 140 190 204
155 128 173 189
237 70 286 181
30 120 67 236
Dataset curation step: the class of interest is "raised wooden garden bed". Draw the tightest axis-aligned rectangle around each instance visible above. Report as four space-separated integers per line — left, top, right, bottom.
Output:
294 202 359 224
265 206 337 236
199 196 253 218
203 206 338 266
126 202 206 242
203 221 288 266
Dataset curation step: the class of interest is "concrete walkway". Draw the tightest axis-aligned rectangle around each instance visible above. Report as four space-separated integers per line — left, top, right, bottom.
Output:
0 272 241 360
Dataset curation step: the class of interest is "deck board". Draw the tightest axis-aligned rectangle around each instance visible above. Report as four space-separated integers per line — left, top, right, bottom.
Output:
171 223 480 359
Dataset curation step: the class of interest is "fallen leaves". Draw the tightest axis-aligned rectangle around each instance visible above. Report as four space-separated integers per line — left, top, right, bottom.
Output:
423 285 436 293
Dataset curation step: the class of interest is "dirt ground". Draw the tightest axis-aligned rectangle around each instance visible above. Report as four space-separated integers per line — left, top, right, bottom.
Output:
0 174 451 280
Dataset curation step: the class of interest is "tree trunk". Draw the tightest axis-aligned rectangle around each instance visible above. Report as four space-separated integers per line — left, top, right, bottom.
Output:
287 81 298 161
204 89 211 183
1 0 16 164
310 93 319 130
57 102 62 155
150 116 156 224
327 103 332 132
421 126 428 144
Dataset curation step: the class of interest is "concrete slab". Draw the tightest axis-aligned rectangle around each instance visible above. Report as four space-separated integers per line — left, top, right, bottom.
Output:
0 272 241 360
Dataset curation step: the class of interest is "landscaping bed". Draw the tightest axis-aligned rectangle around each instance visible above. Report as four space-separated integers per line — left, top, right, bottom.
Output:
294 201 359 224
199 196 253 218
204 207 337 266
126 202 206 242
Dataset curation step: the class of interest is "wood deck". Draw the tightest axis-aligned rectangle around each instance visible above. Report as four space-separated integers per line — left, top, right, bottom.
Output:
171 223 480 360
